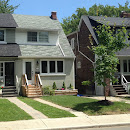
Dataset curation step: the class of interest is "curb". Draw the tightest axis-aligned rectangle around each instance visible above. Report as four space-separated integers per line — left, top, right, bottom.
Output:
30 122 130 130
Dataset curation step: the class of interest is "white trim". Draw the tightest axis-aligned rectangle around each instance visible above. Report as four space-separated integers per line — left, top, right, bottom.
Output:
18 56 75 59
58 44 65 56
40 74 66 77
40 59 65 75
23 59 35 84
0 29 6 43
27 31 49 44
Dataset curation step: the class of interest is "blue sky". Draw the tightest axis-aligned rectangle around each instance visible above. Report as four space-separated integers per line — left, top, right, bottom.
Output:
10 0 129 22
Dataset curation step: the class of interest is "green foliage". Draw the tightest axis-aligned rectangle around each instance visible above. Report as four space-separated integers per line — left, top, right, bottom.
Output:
68 84 74 90
43 86 55 96
61 1 130 35
82 81 91 86
52 82 57 90
91 24 129 88
0 99 32 121
18 97 75 118
61 7 88 35
42 95 130 115
62 82 66 89
0 0 19 14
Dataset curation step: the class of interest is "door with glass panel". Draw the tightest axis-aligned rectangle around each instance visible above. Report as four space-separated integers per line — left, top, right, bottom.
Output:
25 60 34 84
123 60 130 82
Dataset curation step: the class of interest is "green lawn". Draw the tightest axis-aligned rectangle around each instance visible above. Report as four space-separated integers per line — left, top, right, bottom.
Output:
42 95 130 116
0 99 32 121
18 97 75 118
123 97 130 100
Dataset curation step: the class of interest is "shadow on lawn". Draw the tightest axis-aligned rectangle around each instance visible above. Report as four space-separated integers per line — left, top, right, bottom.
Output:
72 101 103 114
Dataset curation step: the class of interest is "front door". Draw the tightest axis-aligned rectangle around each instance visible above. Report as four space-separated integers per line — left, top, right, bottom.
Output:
5 62 14 86
25 60 34 84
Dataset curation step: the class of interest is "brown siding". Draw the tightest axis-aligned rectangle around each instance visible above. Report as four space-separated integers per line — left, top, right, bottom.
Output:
67 21 95 95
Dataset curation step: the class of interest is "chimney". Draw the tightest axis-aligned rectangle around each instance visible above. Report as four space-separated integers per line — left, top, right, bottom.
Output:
120 11 130 18
51 11 57 20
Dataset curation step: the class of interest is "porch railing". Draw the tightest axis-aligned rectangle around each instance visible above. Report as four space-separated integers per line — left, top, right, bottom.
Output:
22 74 29 90
35 74 42 94
121 75 130 94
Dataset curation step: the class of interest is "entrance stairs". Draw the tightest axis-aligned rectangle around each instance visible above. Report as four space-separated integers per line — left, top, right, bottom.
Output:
2 86 18 97
22 74 43 98
26 85 43 98
112 85 128 95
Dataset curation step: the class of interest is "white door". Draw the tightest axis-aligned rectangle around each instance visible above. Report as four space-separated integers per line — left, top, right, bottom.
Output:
24 60 35 84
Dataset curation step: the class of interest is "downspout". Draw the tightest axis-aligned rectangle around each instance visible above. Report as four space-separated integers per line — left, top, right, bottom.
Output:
76 32 95 66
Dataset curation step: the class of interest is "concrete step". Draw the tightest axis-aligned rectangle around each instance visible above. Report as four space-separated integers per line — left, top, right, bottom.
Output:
117 92 128 95
2 94 18 97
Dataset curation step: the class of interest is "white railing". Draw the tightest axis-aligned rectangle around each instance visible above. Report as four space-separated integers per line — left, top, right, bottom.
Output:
121 75 130 94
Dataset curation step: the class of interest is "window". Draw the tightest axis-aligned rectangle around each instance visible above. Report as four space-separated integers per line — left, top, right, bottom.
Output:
39 32 49 42
41 61 47 73
27 31 49 42
117 60 120 72
123 60 127 72
50 61 55 73
57 61 63 72
71 38 75 50
27 32 37 42
0 63 3 76
127 30 130 40
41 60 64 74
0 30 4 41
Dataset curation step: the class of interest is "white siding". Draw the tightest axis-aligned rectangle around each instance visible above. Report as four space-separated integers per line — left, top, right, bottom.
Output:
15 29 59 45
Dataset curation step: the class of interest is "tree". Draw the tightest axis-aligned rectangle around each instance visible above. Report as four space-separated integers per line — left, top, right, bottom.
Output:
62 1 130 35
61 7 88 35
0 0 19 14
91 24 129 101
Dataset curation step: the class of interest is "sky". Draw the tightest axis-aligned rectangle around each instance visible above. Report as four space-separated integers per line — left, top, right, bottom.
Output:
10 0 130 22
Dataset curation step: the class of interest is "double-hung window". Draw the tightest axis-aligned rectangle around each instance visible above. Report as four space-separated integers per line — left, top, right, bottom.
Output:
27 31 49 42
0 30 4 41
41 60 64 74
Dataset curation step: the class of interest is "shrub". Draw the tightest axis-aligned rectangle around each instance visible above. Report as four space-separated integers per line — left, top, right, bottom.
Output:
43 86 55 95
68 84 74 90
82 81 91 86
62 82 66 89
52 82 57 90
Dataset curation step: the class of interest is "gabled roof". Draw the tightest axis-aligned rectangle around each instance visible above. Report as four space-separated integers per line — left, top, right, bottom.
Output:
0 14 75 58
89 16 130 27
79 15 130 56
12 14 60 31
0 44 21 57
0 14 18 28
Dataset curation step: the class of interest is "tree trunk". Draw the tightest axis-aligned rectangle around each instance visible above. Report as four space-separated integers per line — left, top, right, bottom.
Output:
104 78 110 100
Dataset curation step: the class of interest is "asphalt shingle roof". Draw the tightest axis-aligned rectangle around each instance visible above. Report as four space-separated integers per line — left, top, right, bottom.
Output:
12 14 60 31
89 16 130 27
0 14 18 28
0 44 21 57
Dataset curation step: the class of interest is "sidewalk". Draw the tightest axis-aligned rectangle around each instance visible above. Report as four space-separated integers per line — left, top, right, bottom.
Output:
0 114 130 130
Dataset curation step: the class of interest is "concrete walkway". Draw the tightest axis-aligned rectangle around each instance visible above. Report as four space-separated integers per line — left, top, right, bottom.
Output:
7 97 48 119
0 114 130 130
86 96 130 104
34 98 88 117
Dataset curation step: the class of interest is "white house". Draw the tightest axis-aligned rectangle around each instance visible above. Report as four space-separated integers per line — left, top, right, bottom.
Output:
0 12 75 97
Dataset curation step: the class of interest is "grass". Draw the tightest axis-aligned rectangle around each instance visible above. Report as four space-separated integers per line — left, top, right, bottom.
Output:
0 99 32 121
18 97 75 118
42 95 130 116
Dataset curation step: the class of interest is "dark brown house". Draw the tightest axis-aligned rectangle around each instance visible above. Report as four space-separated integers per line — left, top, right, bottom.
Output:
67 14 130 96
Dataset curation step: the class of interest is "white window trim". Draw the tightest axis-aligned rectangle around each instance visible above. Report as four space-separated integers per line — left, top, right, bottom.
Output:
40 59 65 76
0 29 7 44
71 38 75 50
27 31 49 43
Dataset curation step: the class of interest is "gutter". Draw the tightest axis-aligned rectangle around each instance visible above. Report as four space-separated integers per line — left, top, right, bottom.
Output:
76 32 95 66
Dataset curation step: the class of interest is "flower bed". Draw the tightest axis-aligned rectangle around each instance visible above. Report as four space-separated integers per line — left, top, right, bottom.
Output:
54 89 78 95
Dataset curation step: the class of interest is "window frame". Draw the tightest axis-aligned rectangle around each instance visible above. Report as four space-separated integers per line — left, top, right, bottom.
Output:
40 59 65 75
0 29 6 44
70 38 75 50
27 31 49 43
